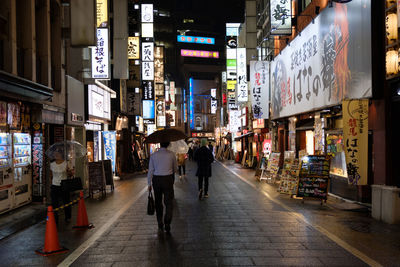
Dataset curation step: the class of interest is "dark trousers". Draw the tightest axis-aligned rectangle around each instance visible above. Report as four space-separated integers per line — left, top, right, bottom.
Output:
198 176 209 194
152 174 174 227
51 185 71 222
178 165 186 175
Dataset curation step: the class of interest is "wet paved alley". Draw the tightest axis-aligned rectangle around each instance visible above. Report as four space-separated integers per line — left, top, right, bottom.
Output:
68 161 368 267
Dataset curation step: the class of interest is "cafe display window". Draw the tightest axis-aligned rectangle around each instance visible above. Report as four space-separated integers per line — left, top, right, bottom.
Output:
326 131 348 178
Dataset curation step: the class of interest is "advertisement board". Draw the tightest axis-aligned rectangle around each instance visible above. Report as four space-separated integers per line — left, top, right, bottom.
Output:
142 61 154 80
236 48 247 102
181 49 219 58
102 131 116 173
92 28 109 79
142 81 154 100
177 35 215 45
96 0 108 27
128 37 139 59
271 1 371 119
141 4 153 23
250 61 270 119
88 85 111 120
142 100 155 119
142 42 154 61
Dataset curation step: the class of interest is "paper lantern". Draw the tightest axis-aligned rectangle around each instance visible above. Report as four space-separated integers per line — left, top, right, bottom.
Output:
386 50 398 75
386 13 398 43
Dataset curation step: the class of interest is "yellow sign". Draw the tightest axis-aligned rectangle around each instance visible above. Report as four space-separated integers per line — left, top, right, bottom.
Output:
342 99 368 185
227 80 236 90
96 0 108 27
128 37 140 59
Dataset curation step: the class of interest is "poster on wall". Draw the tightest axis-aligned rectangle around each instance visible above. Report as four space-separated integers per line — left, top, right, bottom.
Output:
0 101 6 126
271 1 372 119
92 28 109 79
166 110 176 127
250 61 269 119
7 103 20 129
103 131 116 173
343 99 368 186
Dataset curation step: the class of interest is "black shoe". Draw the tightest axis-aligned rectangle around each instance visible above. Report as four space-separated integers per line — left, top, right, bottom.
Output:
204 193 209 198
158 224 164 231
198 189 203 200
165 224 171 234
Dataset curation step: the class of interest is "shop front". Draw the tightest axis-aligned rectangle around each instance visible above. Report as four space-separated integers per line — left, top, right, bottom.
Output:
270 0 372 201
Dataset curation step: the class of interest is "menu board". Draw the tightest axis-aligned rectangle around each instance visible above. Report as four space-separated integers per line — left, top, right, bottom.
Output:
88 161 106 192
266 152 280 179
297 155 330 200
279 158 301 195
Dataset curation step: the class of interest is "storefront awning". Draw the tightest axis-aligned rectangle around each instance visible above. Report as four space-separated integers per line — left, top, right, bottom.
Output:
296 120 314 131
0 71 53 101
234 132 254 141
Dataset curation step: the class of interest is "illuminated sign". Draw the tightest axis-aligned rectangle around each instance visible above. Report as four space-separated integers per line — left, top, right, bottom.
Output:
141 4 153 23
189 78 194 129
141 23 154 38
181 49 219 58
128 37 139 59
143 100 155 119
166 110 176 127
156 97 166 127
183 89 187 123
96 0 108 27
227 59 236 68
177 35 215 45
142 42 154 61
142 81 154 100
142 61 154 80
227 80 236 90
92 28 109 79
154 46 164 83
88 84 111 120
211 88 216 98
270 0 292 35
236 48 248 102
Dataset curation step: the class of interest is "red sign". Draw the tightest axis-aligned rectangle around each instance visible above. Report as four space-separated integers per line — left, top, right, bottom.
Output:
262 139 272 156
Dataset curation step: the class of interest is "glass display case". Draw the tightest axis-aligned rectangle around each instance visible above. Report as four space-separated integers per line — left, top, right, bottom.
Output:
0 133 11 169
13 133 31 167
326 131 348 178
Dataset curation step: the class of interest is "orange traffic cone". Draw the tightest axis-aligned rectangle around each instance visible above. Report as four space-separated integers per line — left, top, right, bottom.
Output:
35 206 69 256
73 191 94 229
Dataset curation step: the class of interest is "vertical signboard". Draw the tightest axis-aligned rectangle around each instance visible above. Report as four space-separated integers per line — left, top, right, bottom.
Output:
236 48 248 102
92 28 109 79
143 100 155 119
141 4 153 22
142 42 154 61
166 110 176 127
343 99 368 186
154 46 164 84
128 37 140 59
103 131 116 173
250 61 269 119
96 0 108 27
211 88 217 114
189 78 194 129
270 0 292 35
141 62 154 80
142 81 154 100
156 97 166 127
170 81 176 110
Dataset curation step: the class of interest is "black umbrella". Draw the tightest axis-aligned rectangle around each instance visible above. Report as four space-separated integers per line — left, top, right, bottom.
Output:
145 129 187 144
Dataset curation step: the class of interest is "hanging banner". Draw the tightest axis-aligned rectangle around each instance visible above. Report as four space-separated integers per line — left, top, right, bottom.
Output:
229 110 241 133
250 61 269 119
103 131 116 173
128 37 139 59
271 1 371 119
343 99 368 186
92 28 109 79
236 48 248 102
270 0 292 35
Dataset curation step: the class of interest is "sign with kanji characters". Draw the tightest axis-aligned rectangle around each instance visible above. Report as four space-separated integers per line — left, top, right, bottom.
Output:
270 0 292 35
250 61 269 119
343 99 368 186
142 42 154 61
177 35 215 45
271 0 371 119
236 48 248 102
142 81 154 100
141 61 154 80
229 110 241 132
141 4 153 23
92 28 109 79
154 46 164 84
128 37 139 59
96 0 108 28
127 92 140 115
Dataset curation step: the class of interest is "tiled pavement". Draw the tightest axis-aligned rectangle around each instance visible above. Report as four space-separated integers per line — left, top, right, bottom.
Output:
71 161 367 267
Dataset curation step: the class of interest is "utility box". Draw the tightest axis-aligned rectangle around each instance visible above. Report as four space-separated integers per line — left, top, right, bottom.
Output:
371 185 383 221
381 186 400 224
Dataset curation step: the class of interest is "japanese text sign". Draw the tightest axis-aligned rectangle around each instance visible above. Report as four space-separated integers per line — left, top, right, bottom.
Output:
142 42 154 61
142 81 154 100
181 49 219 58
250 61 270 119
177 35 215 45
128 37 139 59
92 28 109 79
236 48 248 102
270 0 292 35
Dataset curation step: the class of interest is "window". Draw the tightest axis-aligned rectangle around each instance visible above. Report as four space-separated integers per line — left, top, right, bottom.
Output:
298 0 312 14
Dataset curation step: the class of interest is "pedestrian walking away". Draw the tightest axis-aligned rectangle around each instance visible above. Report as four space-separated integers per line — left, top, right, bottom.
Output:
147 142 177 234
177 152 186 179
208 142 213 152
49 151 74 224
194 138 214 200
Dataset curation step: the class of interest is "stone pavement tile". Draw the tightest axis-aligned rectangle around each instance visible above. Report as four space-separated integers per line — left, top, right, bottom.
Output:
252 257 323 266
121 245 154 254
85 246 124 255
244 242 305 250
217 249 281 257
289 230 323 237
211 231 239 237
279 249 354 258
180 250 217 258
317 257 368 266
218 256 254 266
96 235 132 241
239 231 293 237
268 236 327 243
182 257 218 267
112 261 154 267
71 262 113 267
214 236 270 243
106 230 137 237
301 242 342 250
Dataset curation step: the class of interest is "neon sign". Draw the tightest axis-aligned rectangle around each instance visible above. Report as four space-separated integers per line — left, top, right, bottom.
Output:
181 49 219 58
189 78 194 129
177 35 215 45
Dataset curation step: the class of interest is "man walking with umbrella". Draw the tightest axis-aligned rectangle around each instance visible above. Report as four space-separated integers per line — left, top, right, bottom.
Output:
147 142 177 234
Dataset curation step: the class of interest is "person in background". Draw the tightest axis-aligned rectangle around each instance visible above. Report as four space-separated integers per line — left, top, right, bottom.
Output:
50 151 74 224
148 142 177 234
194 138 214 200
208 142 213 152
188 142 194 161
177 152 186 179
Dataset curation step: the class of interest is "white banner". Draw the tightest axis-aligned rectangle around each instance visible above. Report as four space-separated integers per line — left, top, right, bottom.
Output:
250 61 269 119
229 110 241 133
236 48 247 102
271 0 371 119
141 4 153 23
270 0 292 35
92 28 109 79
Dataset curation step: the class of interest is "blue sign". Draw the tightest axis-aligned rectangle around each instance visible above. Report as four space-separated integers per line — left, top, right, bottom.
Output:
143 100 155 119
177 35 215 45
103 131 116 173
189 78 194 129
183 88 187 123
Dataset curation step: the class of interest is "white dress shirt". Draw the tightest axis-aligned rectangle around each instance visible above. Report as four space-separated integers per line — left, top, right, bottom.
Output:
50 161 67 186
147 147 177 185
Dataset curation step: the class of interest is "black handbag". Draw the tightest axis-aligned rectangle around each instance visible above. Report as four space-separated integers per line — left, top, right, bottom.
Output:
61 177 83 192
147 191 155 215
